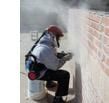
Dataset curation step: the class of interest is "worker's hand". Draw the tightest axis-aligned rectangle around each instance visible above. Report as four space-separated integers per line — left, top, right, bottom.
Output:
63 52 73 61
57 51 67 59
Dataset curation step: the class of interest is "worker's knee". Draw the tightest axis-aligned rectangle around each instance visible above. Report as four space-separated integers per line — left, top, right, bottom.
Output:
65 71 70 79
62 70 70 79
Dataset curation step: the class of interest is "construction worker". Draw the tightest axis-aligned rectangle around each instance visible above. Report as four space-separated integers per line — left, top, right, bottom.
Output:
31 25 72 103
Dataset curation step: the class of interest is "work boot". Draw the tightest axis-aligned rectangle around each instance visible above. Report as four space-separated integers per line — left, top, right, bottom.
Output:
46 81 57 88
52 97 65 103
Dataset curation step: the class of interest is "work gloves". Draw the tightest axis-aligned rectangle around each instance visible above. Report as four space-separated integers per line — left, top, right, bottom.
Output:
57 51 73 61
62 52 73 61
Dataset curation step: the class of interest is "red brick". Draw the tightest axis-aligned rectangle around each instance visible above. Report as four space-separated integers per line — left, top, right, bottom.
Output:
101 25 105 33
104 46 109 54
101 63 105 72
93 14 99 23
104 36 107 45
91 22 99 30
98 33 102 40
101 16 109 26
106 58 109 65
102 55 106 62
98 50 101 57
101 16 106 24
92 43 97 53
96 40 101 48
88 38 97 53
93 30 99 38
105 27 109 36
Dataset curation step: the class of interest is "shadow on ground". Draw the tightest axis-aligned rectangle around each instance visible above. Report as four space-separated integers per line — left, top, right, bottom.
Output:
74 63 82 103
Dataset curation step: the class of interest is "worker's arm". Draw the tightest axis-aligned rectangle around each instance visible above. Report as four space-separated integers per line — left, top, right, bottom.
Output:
42 50 72 71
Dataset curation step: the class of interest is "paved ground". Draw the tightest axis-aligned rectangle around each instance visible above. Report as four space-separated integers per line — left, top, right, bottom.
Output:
20 33 75 103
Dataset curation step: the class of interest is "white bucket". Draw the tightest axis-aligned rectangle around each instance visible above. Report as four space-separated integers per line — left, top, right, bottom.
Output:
28 79 46 100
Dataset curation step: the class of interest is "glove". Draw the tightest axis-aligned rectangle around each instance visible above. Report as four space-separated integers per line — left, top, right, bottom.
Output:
57 52 67 59
62 52 73 61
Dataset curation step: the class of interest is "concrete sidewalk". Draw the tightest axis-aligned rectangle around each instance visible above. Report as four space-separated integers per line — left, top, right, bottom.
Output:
20 33 75 103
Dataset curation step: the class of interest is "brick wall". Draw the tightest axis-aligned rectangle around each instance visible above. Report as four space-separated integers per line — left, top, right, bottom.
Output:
68 9 109 103
86 11 109 75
